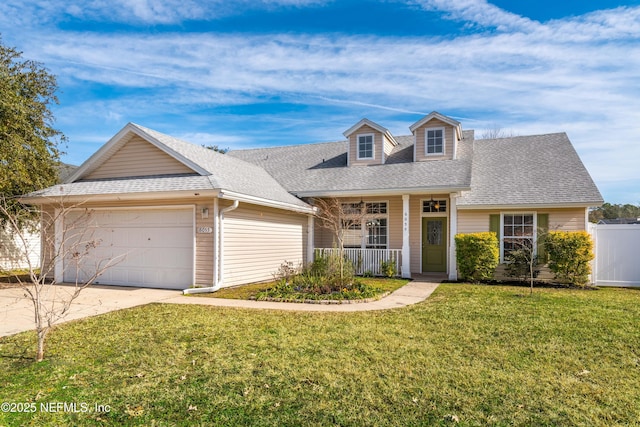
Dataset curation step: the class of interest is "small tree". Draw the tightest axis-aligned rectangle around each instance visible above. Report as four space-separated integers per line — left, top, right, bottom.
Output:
504 229 548 295
311 198 367 286
0 197 123 361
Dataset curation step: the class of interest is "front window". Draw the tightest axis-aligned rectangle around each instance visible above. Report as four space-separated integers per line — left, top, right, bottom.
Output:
366 217 388 249
426 128 444 155
502 213 535 259
358 134 374 159
339 201 388 249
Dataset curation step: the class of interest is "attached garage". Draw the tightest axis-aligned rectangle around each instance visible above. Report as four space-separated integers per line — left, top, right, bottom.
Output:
63 207 194 289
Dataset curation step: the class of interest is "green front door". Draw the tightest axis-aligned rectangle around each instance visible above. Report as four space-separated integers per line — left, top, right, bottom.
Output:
422 217 447 272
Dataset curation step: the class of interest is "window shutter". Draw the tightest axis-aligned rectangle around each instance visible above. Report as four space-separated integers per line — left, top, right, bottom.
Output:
489 214 500 237
537 213 549 263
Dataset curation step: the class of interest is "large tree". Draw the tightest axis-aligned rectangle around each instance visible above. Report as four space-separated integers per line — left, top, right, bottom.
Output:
0 36 65 225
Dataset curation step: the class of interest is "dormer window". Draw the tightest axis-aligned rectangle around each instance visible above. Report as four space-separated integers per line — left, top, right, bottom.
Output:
426 127 444 155
357 134 374 160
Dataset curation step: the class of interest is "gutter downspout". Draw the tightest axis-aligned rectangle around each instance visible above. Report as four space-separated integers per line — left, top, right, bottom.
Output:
183 199 239 295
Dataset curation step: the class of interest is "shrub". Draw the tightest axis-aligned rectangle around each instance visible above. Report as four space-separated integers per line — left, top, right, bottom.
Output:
455 232 499 282
380 259 398 278
544 231 594 286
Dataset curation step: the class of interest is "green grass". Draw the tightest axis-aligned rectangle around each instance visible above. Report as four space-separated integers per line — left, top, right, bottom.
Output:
1 284 639 426
196 277 410 300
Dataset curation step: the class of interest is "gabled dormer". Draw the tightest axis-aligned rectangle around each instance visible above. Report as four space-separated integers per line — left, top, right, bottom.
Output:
409 111 462 162
343 118 398 166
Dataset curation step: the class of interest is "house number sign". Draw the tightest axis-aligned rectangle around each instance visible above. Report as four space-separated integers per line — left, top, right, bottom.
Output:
197 227 213 234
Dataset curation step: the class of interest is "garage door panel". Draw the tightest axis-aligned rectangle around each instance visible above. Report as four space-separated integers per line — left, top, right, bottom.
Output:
64 208 194 289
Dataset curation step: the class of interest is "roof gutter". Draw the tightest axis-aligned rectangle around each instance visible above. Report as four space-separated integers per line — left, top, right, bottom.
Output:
183 199 239 294
294 186 471 198
456 201 605 210
218 190 315 214
19 189 221 205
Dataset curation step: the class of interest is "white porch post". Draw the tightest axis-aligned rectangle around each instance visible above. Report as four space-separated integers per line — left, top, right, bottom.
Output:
448 192 458 280
401 194 411 278
307 215 315 265
54 209 63 283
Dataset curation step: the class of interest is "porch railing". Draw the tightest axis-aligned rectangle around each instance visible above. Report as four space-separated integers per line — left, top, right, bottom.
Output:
315 248 402 277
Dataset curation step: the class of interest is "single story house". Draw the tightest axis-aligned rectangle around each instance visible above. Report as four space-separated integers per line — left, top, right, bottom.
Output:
22 112 603 290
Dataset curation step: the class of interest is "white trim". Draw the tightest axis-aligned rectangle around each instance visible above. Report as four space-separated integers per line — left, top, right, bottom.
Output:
296 186 470 198
424 127 446 157
499 212 537 263
401 195 411 278
457 202 602 210
343 118 398 146
213 197 219 287
362 200 389 250
420 198 448 215
217 190 315 214
409 111 462 140
448 193 458 280
20 189 221 205
356 133 375 161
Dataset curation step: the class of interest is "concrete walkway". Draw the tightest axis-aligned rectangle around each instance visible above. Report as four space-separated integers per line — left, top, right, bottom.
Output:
167 275 442 312
0 276 442 337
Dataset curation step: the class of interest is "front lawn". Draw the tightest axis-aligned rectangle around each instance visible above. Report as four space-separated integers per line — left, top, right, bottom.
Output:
1 284 639 426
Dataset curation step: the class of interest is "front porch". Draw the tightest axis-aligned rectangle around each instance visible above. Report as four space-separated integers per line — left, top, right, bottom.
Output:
310 193 460 280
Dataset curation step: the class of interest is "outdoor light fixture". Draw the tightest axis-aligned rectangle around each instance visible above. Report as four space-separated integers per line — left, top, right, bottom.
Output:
202 208 209 219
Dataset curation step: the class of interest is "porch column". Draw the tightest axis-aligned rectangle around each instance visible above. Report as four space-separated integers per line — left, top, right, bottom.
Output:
401 194 411 278
307 215 315 265
448 192 458 280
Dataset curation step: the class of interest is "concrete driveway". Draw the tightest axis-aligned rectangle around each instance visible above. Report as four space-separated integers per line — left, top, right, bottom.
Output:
0 284 181 337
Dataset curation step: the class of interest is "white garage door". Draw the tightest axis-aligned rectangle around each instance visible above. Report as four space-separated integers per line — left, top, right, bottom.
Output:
63 208 194 289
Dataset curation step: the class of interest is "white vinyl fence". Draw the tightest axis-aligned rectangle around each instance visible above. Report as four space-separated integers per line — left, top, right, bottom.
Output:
0 226 41 271
589 223 640 287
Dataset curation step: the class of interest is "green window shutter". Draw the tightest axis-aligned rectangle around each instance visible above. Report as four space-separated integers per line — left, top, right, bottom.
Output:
537 213 549 263
489 214 500 238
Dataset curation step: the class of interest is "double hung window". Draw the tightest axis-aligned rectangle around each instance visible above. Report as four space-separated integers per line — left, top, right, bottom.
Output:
425 128 444 155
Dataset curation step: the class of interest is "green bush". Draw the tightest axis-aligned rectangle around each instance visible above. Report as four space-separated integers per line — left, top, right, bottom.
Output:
455 232 499 282
380 259 398 278
544 231 594 286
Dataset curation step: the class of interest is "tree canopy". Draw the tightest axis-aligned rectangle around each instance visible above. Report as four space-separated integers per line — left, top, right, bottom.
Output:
0 36 65 224
589 203 640 223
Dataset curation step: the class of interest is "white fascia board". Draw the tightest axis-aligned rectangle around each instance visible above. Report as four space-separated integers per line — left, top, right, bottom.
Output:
19 189 221 205
295 186 471 198
343 118 389 138
218 190 316 214
456 202 603 210
409 111 462 134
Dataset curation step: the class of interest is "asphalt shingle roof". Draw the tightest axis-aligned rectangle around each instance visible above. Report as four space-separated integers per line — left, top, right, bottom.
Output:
228 131 475 196
25 124 311 210
25 123 602 209
457 133 603 207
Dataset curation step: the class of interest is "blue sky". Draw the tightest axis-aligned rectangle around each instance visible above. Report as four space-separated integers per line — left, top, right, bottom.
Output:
1 0 639 204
